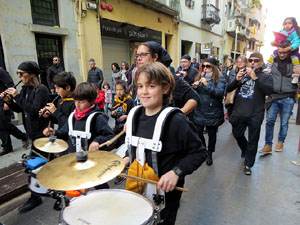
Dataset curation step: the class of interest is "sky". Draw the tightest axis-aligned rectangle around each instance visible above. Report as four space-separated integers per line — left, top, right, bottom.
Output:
260 0 300 61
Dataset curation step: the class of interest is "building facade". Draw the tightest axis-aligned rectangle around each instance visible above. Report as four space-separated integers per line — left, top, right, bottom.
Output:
75 0 180 83
178 0 224 63
0 0 81 85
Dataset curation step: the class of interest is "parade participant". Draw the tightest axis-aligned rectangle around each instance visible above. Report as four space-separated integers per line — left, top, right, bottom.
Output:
222 58 236 84
265 17 300 83
87 58 104 89
111 80 134 148
43 82 114 153
225 56 247 118
192 57 226 166
47 56 64 93
40 71 76 129
95 85 105 112
191 58 200 70
103 82 112 116
0 67 29 155
124 62 207 225
176 54 199 85
120 61 129 82
1 61 50 213
135 41 199 120
259 41 298 154
111 62 121 101
227 53 273 175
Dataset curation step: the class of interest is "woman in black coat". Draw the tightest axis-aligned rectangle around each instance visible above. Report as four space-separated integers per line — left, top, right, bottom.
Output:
2 61 49 214
193 58 226 166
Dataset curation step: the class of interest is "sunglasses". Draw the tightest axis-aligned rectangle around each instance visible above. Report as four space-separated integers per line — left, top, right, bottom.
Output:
202 64 212 69
53 59 59 61
248 59 260 63
16 71 26 77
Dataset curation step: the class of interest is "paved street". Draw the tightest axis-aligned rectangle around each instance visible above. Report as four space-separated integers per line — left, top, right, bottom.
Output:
1 112 300 225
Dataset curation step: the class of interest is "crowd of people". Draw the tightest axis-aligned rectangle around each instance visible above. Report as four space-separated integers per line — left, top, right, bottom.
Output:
0 16 299 225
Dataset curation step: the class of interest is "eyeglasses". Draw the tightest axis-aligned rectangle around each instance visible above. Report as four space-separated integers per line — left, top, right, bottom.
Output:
53 59 58 61
248 59 260 63
135 52 151 59
202 64 212 69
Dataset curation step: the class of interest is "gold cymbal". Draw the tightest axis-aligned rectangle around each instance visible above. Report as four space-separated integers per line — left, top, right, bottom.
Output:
33 137 68 153
37 151 125 190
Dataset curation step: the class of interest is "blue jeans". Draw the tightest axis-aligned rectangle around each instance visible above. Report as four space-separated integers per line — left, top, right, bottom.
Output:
265 98 294 146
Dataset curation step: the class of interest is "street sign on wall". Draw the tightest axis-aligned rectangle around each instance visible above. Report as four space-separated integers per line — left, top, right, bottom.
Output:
201 42 212 54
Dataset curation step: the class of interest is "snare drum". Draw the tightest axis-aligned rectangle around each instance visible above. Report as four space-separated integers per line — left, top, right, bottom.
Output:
29 165 49 195
63 189 154 225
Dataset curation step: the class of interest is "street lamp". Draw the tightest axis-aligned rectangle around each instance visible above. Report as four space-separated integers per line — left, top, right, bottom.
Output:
234 25 239 61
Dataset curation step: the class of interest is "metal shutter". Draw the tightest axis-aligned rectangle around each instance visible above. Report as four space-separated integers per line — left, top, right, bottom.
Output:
102 37 130 87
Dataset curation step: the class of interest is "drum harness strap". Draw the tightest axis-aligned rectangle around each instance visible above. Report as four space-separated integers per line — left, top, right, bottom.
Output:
125 105 181 217
68 111 101 152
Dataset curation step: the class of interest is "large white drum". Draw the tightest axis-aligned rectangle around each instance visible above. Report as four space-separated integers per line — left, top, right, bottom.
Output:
63 189 154 225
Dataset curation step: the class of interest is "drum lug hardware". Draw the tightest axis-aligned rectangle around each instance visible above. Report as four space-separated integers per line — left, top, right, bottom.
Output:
152 194 164 205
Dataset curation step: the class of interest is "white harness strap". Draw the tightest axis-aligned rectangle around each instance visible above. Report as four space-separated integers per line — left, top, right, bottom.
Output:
125 106 180 170
68 112 101 152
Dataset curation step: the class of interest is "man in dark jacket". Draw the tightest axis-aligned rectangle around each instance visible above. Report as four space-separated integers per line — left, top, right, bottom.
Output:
47 56 64 93
259 41 298 154
0 67 29 155
227 52 273 175
87 58 104 89
176 55 199 85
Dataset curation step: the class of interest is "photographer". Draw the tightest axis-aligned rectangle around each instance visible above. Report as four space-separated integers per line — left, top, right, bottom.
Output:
227 53 273 175
176 55 199 85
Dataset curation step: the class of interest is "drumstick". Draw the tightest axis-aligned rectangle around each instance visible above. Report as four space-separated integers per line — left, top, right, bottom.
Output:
99 130 125 149
119 173 188 192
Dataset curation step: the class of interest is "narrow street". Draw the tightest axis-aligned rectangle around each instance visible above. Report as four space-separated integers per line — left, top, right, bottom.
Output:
1 113 300 225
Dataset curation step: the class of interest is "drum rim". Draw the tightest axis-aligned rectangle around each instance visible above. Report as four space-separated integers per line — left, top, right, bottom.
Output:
64 189 155 225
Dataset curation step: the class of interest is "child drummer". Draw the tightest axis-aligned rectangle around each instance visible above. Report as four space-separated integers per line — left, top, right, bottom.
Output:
43 82 114 153
123 62 207 225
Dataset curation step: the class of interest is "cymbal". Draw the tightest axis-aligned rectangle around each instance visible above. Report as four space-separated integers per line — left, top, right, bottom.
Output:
33 137 68 153
37 151 125 190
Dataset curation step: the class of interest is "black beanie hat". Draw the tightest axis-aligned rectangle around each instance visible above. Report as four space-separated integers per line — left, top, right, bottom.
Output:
204 57 219 66
145 41 173 67
249 52 263 62
18 61 40 76
181 54 191 61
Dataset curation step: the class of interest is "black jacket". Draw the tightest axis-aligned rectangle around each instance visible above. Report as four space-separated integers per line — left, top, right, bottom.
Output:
47 64 64 90
55 106 115 153
8 85 49 139
194 76 226 127
0 67 14 107
87 67 104 89
227 69 273 120
51 98 75 129
176 66 199 85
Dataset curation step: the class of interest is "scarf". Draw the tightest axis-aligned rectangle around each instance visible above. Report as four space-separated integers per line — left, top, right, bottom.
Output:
113 95 131 112
203 72 213 82
74 104 95 120
59 97 74 105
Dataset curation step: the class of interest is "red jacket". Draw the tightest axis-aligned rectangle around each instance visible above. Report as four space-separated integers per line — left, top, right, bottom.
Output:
95 90 105 109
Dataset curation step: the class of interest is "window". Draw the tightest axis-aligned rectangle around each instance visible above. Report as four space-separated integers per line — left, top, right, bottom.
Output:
35 34 63 85
31 0 59 26
185 0 195 9
0 36 5 69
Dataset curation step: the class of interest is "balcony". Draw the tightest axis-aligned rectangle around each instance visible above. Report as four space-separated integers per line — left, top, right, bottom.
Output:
131 0 180 17
201 4 220 25
227 19 249 41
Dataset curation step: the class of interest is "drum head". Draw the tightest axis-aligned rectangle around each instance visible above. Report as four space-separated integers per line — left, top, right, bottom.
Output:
63 189 154 225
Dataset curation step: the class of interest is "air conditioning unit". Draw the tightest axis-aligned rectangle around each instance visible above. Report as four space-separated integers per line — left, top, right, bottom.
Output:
87 2 97 10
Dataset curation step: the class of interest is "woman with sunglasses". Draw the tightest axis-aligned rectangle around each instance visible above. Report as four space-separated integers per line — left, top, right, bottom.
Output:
193 57 226 166
1 61 49 213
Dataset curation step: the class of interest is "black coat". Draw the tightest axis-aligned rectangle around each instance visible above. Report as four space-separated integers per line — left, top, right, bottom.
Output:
8 85 49 139
51 98 75 129
87 67 104 89
47 64 64 90
194 76 226 127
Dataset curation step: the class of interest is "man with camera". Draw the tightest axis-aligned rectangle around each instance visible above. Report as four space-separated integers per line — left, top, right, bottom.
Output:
176 55 199 85
227 52 273 175
259 41 298 154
